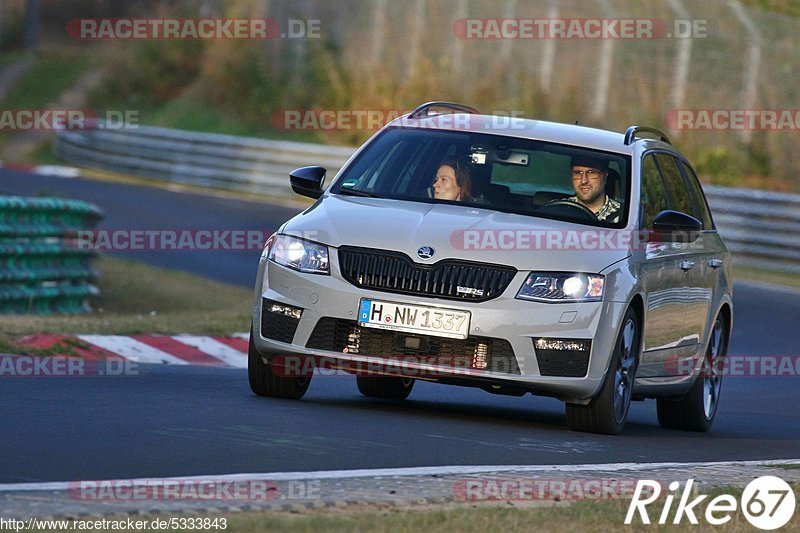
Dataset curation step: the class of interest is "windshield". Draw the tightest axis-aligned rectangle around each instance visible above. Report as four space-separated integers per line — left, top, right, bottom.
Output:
331 128 630 228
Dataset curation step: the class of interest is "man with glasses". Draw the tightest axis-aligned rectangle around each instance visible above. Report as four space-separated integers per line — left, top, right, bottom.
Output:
566 155 621 223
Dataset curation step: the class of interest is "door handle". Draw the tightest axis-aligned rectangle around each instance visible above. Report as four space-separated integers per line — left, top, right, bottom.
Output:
708 258 723 269
679 259 695 271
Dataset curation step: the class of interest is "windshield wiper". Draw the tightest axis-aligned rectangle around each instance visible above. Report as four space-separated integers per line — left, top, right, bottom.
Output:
337 188 382 198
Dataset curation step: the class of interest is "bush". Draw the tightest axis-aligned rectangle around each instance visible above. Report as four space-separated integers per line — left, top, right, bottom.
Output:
90 40 205 109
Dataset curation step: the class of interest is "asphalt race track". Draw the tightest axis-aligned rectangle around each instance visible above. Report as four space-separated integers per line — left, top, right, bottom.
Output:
1 170 799 484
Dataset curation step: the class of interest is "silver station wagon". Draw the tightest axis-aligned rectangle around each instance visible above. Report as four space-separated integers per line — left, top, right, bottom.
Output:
249 102 733 435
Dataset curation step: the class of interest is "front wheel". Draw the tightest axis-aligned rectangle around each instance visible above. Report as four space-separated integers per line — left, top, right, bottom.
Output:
566 307 640 435
657 315 727 432
248 329 311 399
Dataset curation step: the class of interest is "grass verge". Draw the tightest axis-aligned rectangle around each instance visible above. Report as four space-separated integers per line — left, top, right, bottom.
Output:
0 255 252 346
148 89 321 144
27 138 63 165
0 50 91 110
734 265 800 289
103 483 799 533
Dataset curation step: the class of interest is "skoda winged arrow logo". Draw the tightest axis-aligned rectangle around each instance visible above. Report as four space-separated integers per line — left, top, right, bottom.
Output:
417 246 435 260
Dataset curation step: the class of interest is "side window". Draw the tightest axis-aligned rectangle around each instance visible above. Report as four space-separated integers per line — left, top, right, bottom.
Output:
654 153 694 216
640 153 667 229
390 140 442 195
677 159 714 229
354 141 403 190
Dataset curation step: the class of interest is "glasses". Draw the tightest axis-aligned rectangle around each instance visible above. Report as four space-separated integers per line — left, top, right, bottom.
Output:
571 169 605 180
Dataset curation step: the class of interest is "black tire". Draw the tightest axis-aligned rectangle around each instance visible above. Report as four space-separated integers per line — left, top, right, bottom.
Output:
657 315 727 432
566 307 641 435
356 376 415 400
248 329 311 399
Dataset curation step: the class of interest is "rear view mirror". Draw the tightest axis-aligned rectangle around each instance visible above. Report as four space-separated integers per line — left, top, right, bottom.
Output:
289 166 327 199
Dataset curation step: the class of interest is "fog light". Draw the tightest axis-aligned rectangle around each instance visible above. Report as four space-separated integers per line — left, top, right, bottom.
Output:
261 299 303 344
533 338 592 377
534 338 590 351
268 302 303 320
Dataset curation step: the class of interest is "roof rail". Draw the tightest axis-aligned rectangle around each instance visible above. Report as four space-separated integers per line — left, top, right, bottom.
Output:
407 101 480 119
623 125 671 146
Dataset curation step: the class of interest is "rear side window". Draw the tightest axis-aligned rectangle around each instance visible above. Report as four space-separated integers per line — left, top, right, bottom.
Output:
677 159 714 229
654 153 694 216
640 154 667 229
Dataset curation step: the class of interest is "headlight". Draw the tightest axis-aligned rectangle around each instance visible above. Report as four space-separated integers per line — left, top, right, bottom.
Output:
267 234 329 274
516 272 604 303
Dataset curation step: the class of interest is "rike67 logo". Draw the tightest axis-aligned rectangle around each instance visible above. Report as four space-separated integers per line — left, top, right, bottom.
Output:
626 476 796 530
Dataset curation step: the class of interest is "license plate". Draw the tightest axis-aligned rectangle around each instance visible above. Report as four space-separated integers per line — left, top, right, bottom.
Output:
358 299 471 339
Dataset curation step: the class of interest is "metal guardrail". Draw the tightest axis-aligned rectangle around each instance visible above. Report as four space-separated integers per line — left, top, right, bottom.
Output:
0 196 103 314
704 186 800 273
54 126 800 272
54 125 354 196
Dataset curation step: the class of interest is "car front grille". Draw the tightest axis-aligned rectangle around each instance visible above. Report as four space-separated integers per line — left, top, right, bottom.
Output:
337 246 516 302
306 317 520 374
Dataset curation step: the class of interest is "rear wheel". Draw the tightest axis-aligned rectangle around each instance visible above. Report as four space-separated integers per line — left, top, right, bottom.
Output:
657 315 727 432
248 329 311 399
356 376 415 400
566 307 640 435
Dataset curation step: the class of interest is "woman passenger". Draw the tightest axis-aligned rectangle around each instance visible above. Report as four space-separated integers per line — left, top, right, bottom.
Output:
432 160 472 201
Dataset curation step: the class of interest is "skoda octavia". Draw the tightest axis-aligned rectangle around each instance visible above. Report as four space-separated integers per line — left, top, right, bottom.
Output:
248 102 733 435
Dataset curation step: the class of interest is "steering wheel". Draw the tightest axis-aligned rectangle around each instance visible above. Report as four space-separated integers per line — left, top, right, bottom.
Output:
538 200 599 222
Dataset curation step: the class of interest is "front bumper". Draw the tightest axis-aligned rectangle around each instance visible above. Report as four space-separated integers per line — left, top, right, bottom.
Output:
251 254 628 402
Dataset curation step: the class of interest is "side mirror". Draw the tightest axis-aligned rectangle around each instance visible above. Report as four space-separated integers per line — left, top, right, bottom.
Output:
289 166 327 199
652 210 702 243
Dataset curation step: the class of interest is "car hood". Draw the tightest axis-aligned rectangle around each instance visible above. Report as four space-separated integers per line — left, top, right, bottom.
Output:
282 195 630 272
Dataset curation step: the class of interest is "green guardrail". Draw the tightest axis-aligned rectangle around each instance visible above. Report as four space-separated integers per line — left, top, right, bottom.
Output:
0 196 103 314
